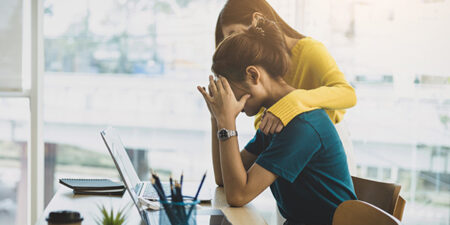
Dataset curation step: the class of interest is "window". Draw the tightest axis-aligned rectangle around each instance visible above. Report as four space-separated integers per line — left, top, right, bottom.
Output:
43 0 249 202
265 1 450 224
0 0 24 91
0 98 29 225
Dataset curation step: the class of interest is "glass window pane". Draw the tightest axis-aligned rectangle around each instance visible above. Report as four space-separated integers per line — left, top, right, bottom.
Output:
0 98 29 225
43 0 254 206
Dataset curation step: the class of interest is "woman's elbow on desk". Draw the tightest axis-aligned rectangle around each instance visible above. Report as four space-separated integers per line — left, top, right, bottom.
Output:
224 186 257 207
226 193 248 207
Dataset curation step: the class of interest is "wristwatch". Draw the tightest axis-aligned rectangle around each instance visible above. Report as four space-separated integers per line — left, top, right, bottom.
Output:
217 128 238 141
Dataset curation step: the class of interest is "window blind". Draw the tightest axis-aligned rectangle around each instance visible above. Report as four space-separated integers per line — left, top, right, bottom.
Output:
0 0 23 91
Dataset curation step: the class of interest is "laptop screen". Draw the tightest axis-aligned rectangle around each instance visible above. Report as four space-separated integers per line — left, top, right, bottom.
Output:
101 128 142 201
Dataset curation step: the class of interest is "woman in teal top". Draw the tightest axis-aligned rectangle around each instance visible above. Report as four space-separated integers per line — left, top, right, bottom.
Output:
197 19 356 225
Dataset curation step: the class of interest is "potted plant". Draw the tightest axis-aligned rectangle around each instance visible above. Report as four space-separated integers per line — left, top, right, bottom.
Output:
95 204 130 225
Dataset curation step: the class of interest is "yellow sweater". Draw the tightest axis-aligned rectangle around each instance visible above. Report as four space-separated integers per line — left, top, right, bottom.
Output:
254 37 357 128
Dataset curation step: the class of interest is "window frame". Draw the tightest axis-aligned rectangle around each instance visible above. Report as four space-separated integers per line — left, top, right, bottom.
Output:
0 0 45 224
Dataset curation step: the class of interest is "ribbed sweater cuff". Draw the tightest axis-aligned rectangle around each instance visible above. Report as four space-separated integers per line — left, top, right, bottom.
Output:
267 91 318 126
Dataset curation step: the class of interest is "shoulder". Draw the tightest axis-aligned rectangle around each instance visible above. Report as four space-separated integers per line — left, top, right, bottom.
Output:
289 109 329 125
297 109 331 122
291 37 328 58
284 109 333 136
244 129 272 156
294 39 338 77
291 109 342 148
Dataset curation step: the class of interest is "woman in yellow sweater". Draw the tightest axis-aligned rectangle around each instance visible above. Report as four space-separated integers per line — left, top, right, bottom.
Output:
213 0 357 174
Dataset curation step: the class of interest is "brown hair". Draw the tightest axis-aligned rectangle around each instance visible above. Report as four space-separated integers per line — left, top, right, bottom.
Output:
215 0 303 47
212 18 290 82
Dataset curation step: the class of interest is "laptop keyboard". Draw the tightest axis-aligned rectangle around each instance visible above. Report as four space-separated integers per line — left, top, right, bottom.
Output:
143 183 171 200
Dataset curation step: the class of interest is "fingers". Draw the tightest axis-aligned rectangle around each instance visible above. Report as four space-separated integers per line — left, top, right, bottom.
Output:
262 109 267 118
238 94 251 105
208 75 218 96
259 114 268 131
216 76 225 93
207 86 213 97
275 122 284 133
202 87 212 106
218 76 231 93
269 120 280 134
197 86 213 103
260 111 285 134
262 118 274 135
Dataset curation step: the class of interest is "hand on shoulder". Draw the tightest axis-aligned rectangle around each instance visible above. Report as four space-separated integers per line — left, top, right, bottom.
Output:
259 110 284 135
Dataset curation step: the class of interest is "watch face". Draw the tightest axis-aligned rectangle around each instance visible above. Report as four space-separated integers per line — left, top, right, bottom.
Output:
219 129 228 139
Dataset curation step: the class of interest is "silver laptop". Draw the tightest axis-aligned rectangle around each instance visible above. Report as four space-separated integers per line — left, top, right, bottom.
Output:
100 127 211 200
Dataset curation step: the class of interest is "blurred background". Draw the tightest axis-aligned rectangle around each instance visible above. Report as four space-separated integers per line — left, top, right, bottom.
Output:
0 0 449 224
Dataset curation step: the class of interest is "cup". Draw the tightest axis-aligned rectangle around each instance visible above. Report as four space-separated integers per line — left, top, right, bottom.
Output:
159 197 199 225
46 210 83 225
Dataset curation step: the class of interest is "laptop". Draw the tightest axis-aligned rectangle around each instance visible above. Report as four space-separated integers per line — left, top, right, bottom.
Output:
101 127 232 225
100 127 212 200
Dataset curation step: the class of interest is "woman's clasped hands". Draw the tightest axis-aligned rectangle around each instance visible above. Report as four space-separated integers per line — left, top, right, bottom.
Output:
197 75 250 125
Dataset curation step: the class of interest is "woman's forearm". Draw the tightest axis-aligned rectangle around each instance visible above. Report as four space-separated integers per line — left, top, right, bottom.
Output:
211 118 224 186
217 120 247 203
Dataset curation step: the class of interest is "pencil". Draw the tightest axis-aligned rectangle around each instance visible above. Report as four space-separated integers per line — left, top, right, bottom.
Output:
175 181 187 219
151 172 164 197
151 178 166 202
153 179 177 225
185 172 207 223
170 175 174 199
193 171 207 201
180 171 184 186
175 181 183 202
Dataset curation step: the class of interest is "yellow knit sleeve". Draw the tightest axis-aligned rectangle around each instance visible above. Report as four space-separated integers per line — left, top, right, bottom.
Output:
266 41 357 126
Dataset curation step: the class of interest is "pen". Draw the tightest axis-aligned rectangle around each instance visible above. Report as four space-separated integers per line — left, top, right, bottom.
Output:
193 171 207 201
175 181 187 219
186 171 207 222
180 171 184 187
151 172 164 198
151 178 166 202
153 179 176 224
175 181 182 202
170 175 174 199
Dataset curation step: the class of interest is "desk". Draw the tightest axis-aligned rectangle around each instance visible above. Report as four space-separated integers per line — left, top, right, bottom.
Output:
35 186 268 225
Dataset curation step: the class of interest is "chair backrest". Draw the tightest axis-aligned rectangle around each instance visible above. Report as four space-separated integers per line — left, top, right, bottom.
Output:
352 176 401 215
333 200 401 225
393 195 406 221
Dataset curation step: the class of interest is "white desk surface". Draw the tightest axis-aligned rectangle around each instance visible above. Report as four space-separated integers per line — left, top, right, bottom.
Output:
35 186 268 225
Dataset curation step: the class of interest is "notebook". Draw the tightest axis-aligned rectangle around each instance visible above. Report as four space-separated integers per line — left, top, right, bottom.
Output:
73 189 125 196
59 178 124 190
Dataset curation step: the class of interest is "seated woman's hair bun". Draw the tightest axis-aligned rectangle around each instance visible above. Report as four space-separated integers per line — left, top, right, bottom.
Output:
212 16 291 82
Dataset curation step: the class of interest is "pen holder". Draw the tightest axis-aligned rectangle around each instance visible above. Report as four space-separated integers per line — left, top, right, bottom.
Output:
159 197 199 225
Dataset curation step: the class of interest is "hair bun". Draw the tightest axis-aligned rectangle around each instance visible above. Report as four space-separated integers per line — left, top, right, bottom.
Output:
248 17 288 53
249 17 271 39
254 26 265 37
254 16 268 37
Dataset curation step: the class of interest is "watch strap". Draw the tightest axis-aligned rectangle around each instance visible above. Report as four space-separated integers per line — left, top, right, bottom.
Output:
217 128 238 141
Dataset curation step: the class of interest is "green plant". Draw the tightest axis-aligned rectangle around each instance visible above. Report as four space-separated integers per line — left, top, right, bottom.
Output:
96 204 130 225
